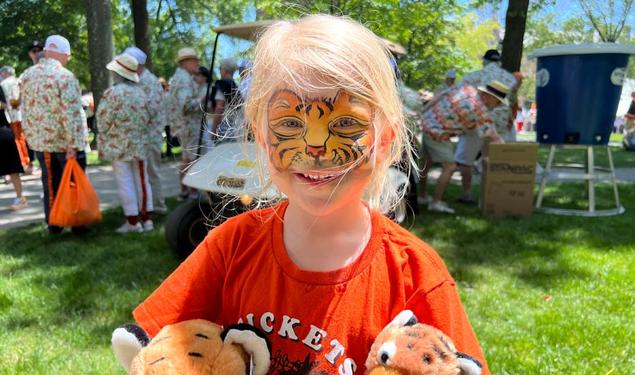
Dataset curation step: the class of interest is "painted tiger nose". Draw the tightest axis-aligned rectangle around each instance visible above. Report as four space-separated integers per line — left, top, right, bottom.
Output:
306 145 326 157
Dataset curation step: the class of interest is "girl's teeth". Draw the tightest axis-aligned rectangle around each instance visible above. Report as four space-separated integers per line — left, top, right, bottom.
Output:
302 173 337 181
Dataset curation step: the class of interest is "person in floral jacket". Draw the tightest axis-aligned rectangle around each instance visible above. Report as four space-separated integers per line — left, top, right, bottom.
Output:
168 47 202 200
125 46 168 214
97 53 153 234
19 35 89 235
419 81 507 214
453 49 521 205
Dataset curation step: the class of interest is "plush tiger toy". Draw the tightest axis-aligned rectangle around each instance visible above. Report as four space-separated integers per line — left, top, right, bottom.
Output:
111 319 271 375
365 311 482 375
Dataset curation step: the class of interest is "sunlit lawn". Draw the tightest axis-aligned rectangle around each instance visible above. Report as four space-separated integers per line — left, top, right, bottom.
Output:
518 131 635 169
1 182 634 373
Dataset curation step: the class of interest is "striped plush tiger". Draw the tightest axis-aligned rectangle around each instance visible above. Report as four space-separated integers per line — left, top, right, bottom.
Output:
365 311 482 375
111 319 271 375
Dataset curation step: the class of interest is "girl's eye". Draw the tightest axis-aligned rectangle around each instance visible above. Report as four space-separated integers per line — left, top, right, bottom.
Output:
333 117 358 128
281 119 303 128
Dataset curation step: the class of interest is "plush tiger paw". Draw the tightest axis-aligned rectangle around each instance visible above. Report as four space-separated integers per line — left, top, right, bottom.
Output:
365 310 482 375
112 319 270 375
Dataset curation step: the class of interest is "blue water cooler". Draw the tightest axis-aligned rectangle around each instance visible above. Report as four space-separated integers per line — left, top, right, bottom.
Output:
530 44 635 216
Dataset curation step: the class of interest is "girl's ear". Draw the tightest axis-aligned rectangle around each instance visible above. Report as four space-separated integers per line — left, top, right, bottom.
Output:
375 126 396 163
252 122 265 147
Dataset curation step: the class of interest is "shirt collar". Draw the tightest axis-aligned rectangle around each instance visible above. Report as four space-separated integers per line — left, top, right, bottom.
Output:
41 58 62 68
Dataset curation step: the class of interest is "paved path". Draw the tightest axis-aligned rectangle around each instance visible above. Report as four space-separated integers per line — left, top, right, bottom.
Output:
0 162 180 229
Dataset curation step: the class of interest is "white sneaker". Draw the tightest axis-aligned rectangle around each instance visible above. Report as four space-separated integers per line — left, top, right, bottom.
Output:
428 201 456 214
10 196 28 211
116 222 143 233
417 195 432 205
142 220 154 232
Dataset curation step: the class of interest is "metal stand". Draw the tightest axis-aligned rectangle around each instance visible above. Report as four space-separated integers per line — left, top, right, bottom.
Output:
535 144 625 216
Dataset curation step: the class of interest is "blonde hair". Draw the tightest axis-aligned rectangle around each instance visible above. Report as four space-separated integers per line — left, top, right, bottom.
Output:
245 14 416 212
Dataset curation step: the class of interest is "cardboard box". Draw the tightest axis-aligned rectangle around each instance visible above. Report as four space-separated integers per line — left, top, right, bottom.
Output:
480 143 539 217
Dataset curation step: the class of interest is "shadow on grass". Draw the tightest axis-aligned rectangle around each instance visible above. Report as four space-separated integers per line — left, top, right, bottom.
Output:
3 182 634 349
409 183 635 290
537 144 635 169
0 199 183 344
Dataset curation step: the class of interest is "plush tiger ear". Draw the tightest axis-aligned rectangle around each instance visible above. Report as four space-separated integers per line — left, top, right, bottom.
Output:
456 352 482 375
221 323 271 375
112 324 150 374
386 309 418 329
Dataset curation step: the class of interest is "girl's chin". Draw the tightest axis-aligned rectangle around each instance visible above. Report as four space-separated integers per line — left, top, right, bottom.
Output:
286 187 365 216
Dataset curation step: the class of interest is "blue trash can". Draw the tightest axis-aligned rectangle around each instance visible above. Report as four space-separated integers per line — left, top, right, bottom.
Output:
531 44 635 145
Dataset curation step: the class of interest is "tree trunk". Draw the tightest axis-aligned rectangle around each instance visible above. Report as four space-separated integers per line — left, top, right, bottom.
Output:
84 0 114 109
501 0 530 72
131 0 152 69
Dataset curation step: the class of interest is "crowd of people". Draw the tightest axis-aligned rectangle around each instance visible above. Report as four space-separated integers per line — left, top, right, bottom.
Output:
1 32 528 232
0 34 246 234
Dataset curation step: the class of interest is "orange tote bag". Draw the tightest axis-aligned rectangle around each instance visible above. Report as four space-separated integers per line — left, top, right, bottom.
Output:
49 158 102 227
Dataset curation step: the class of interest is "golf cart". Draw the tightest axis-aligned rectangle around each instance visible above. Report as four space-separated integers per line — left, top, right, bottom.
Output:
165 21 411 258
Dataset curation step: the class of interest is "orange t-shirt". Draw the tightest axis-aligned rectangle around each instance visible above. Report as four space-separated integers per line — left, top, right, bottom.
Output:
134 201 489 374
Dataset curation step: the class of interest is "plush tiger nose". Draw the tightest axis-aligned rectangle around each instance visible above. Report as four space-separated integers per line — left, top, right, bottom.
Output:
304 124 329 157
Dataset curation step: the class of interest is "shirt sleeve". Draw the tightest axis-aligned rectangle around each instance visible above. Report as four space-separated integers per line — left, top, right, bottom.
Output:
95 92 113 135
406 281 490 375
175 76 201 114
133 228 227 338
60 75 86 150
476 118 495 138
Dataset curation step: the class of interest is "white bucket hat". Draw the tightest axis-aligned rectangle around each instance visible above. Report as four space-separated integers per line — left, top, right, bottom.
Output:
175 47 199 63
106 54 140 83
44 35 71 55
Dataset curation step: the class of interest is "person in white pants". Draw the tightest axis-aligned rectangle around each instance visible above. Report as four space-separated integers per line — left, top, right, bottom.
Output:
97 53 154 233
112 160 153 229
125 46 168 214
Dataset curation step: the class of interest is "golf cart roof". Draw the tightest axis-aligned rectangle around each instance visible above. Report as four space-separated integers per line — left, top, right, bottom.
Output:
213 20 279 41
381 38 407 56
213 20 407 55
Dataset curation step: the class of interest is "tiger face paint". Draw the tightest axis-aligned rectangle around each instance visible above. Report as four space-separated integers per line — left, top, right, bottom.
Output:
266 89 374 174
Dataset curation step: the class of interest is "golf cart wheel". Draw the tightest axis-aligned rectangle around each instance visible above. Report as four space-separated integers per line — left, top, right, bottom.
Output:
165 200 212 258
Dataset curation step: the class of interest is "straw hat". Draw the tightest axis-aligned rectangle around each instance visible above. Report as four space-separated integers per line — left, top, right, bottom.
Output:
106 54 139 83
478 80 510 105
175 47 199 63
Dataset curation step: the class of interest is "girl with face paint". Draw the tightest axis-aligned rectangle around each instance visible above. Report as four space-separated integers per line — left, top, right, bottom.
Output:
132 15 489 375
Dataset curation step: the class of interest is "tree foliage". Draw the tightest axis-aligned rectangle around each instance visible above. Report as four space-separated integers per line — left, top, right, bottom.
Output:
453 13 501 73
0 0 90 86
579 0 634 42
257 0 467 90
139 0 252 80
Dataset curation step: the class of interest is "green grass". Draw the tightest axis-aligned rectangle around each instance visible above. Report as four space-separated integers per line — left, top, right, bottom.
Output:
0 203 182 374
517 131 635 169
2 185 635 373
537 145 635 170
411 183 635 374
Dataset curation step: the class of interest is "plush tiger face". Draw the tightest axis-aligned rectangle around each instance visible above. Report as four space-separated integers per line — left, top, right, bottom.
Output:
129 320 249 375
266 89 374 172
114 320 271 375
365 322 482 375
